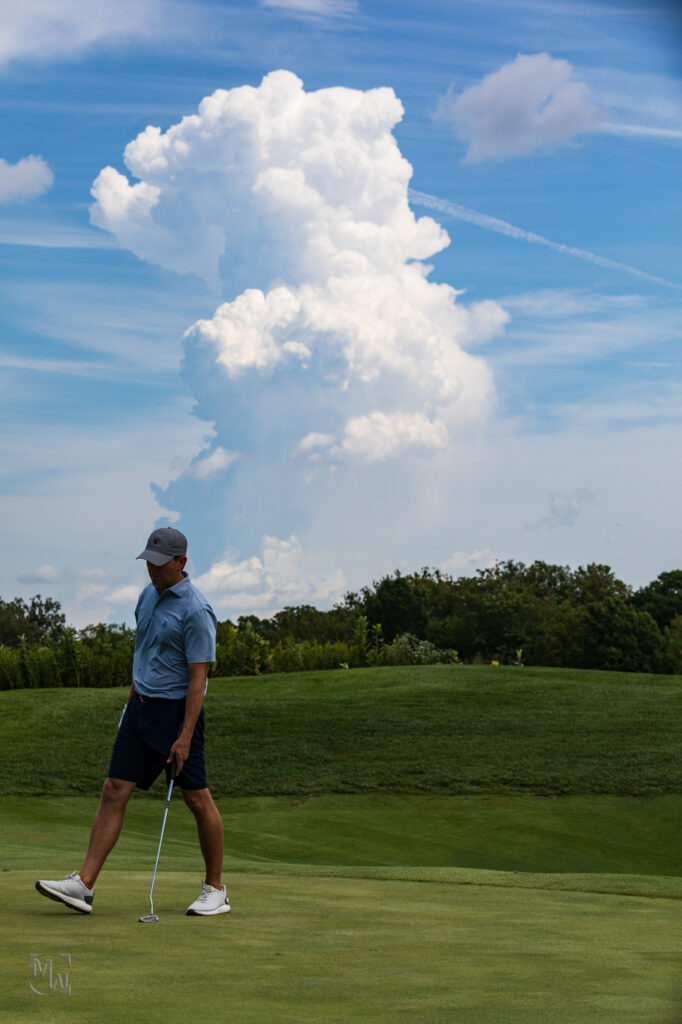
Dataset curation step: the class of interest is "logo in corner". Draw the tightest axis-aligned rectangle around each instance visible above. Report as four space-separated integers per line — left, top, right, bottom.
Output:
28 954 71 996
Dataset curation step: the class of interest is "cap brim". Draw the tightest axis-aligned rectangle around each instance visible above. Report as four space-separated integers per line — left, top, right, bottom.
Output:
136 549 174 566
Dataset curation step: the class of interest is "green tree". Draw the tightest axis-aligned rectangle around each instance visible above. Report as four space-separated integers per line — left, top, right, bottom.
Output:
632 570 682 629
663 615 682 674
0 595 66 647
349 572 428 643
579 598 662 672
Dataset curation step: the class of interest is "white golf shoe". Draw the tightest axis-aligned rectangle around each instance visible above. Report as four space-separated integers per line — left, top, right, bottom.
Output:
186 881 230 916
35 872 94 914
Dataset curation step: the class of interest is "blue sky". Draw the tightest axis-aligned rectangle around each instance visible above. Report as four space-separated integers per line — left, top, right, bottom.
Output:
1 0 680 626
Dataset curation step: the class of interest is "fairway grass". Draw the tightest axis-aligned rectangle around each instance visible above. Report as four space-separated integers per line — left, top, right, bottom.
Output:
3 671 681 1020
3 869 681 1024
2 795 682 1023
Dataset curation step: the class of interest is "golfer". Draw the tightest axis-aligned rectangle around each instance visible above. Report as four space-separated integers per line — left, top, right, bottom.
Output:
36 527 229 917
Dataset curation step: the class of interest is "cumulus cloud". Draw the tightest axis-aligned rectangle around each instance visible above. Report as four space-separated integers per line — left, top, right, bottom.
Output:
0 156 53 203
91 71 509 615
193 535 346 616
93 71 504 468
436 53 600 161
0 0 187 67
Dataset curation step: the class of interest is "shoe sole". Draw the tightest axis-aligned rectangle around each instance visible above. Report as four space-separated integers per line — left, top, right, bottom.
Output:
35 881 92 914
186 904 230 916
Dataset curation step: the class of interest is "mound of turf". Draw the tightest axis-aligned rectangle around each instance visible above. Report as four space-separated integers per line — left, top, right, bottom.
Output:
5 793 682 881
2 664 682 797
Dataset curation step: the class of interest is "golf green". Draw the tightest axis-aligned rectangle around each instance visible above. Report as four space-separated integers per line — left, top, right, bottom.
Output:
2 794 681 1023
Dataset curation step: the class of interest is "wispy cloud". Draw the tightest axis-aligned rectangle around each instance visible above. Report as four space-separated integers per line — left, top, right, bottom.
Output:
494 296 682 367
0 220 115 249
0 0 193 68
525 487 597 532
259 0 358 19
582 66 682 140
409 189 682 291
601 122 682 141
0 354 134 381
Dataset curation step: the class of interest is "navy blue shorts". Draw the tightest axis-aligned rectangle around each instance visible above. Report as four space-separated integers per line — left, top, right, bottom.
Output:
109 693 208 791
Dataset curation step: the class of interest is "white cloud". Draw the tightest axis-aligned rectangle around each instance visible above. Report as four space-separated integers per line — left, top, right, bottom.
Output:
499 289 643 320
0 156 53 203
601 123 682 141
194 535 346 617
94 71 504 469
0 0 188 68
440 548 496 576
436 53 600 161
260 0 358 17
16 565 61 584
91 71 451 288
0 219 114 248
581 66 682 141
185 447 238 480
297 411 449 462
89 72 515 620
495 299 682 368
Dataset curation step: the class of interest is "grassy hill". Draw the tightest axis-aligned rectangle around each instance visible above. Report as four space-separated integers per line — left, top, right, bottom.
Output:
2 663 681 798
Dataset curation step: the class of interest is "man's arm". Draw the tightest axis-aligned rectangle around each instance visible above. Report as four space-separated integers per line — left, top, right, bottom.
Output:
166 663 210 777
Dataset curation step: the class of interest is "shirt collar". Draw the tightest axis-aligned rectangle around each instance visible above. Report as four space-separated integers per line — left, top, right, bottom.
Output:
157 572 190 599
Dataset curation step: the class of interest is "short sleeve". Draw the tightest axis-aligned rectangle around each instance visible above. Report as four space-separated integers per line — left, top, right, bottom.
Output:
184 604 217 664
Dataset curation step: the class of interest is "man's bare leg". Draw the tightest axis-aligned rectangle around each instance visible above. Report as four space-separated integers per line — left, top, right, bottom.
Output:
181 788 224 889
80 777 136 889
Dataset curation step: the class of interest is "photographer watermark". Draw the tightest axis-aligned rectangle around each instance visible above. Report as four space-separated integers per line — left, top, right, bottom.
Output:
28 954 72 996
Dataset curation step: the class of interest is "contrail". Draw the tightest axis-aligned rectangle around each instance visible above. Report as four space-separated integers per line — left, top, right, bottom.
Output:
409 188 681 291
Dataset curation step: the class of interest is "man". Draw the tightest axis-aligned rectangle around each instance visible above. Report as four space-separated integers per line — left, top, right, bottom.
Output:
36 527 229 917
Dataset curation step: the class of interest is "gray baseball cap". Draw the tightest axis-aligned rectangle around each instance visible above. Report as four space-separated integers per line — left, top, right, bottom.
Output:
137 527 188 566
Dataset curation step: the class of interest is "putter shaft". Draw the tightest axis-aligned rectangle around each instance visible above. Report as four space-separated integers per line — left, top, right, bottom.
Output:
142 763 176 921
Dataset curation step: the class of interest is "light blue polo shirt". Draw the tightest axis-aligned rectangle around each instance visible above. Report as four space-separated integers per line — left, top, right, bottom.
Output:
133 574 217 699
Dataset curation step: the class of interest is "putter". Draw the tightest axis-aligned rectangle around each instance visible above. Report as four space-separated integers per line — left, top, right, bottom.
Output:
139 761 176 923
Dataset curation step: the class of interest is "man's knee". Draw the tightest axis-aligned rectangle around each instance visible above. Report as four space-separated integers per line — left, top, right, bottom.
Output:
101 777 135 808
182 787 218 817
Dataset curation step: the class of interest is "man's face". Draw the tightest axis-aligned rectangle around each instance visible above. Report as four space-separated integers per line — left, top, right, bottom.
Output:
146 555 186 592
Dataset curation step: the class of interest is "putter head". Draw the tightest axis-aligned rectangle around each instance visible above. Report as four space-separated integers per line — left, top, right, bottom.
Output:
138 914 159 923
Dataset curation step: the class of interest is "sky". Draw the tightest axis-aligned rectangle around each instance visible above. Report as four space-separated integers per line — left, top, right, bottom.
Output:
1 0 681 627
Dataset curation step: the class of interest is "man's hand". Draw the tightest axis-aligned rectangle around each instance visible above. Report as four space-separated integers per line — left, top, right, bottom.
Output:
167 732 191 777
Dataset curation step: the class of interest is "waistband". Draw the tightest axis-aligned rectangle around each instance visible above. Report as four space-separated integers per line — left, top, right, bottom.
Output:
134 691 183 705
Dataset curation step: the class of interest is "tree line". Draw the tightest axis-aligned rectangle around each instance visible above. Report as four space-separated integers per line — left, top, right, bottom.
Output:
1 561 681 689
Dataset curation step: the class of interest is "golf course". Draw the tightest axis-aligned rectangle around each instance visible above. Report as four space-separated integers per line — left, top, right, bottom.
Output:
2 664 681 1022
